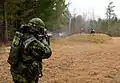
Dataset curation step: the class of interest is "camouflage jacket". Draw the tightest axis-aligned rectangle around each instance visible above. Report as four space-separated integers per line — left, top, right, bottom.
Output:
8 31 52 77
20 33 52 78
22 33 52 63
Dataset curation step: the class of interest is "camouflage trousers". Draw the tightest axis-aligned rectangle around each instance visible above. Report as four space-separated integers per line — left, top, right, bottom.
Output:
10 62 42 83
11 72 39 83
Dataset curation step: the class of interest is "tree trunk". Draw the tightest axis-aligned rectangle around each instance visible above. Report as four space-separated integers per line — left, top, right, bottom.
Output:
3 1 8 44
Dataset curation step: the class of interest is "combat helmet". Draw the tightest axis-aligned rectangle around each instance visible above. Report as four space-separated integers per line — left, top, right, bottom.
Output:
28 18 45 32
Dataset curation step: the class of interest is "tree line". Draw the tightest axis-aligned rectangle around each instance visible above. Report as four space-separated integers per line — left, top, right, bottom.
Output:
69 1 120 37
1 0 119 44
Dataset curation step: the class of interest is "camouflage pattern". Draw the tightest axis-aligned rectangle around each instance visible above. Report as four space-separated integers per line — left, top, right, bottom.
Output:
28 18 45 33
8 31 24 66
29 18 45 28
8 18 52 83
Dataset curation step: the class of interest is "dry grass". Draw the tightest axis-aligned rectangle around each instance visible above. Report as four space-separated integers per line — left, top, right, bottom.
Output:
1 34 120 83
52 34 111 45
67 34 111 43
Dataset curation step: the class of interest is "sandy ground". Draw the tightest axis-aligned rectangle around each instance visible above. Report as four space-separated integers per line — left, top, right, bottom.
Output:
1 37 120 83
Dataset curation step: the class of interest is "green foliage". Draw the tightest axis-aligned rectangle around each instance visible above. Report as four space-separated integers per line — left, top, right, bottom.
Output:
0 0 69 42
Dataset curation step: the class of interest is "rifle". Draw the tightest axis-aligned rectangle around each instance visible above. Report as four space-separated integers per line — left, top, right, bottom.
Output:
38 29 52 46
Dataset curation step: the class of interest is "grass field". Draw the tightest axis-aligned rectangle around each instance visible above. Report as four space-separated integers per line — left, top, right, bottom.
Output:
1 34 120 83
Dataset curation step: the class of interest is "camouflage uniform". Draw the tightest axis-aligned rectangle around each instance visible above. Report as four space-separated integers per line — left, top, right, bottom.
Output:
8 18 52 83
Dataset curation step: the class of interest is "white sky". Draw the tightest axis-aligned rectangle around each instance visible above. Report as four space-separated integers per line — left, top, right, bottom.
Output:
66 0 120 19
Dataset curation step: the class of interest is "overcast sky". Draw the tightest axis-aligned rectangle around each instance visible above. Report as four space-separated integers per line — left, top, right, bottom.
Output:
66 0 120 19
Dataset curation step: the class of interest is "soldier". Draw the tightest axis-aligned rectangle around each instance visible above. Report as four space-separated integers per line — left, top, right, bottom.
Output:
90 28 95 34
7 18 52 83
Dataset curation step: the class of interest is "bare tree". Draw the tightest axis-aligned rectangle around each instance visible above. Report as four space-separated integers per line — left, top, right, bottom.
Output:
106 1 116 34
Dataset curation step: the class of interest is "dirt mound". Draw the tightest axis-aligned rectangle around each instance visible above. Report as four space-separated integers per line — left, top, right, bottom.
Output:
52 34 111 44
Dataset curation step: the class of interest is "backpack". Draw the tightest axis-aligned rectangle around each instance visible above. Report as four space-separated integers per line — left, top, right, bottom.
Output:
7 31 24 66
